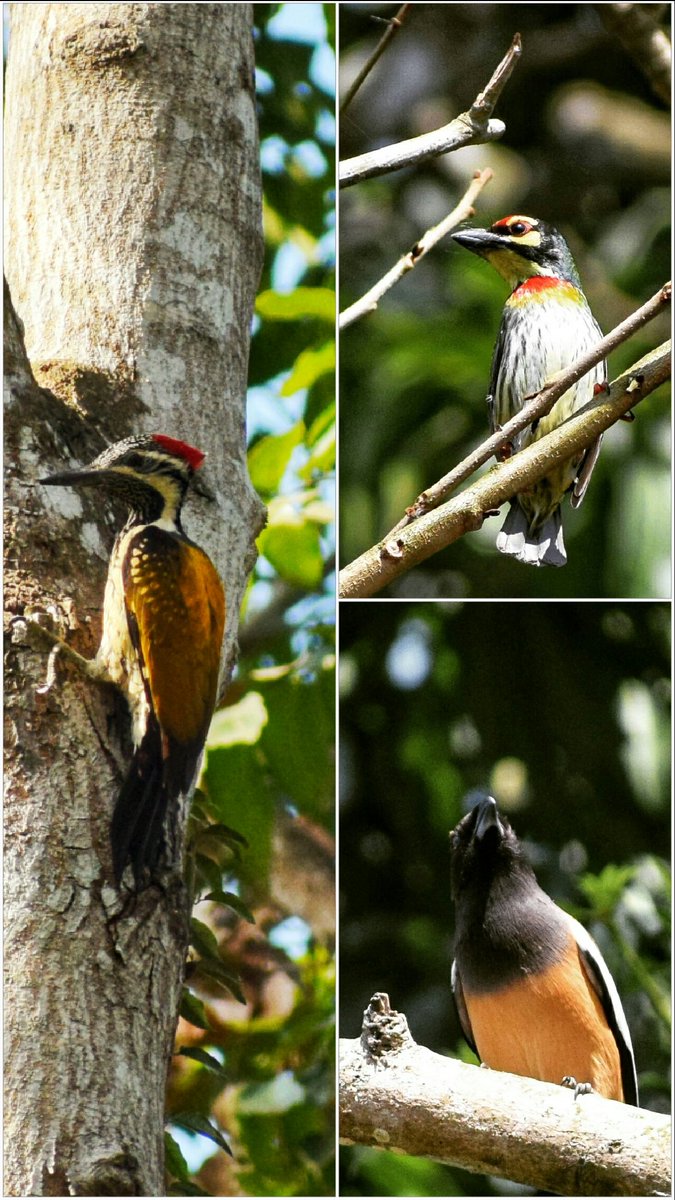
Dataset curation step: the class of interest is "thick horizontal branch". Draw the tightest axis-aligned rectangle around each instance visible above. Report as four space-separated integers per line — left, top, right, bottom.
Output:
339 169 493 330
340 994 671 1197
339 339 670 598
393 280 671 531
339 33 521 187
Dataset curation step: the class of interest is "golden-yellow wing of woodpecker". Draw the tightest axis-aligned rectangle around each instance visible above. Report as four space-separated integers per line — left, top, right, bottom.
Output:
122 525 226 746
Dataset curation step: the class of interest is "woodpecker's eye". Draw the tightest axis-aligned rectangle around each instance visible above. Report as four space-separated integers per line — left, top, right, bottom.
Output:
509 221 531 236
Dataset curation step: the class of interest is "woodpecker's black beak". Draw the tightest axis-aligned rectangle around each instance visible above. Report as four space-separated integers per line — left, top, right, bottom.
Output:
40 467 110 488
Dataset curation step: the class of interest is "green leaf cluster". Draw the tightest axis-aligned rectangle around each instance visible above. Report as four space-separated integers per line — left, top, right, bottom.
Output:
248 4 335 609
166 7 336 1195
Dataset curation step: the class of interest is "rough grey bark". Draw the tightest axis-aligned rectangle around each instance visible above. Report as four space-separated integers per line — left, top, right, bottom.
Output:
4 4 264 1195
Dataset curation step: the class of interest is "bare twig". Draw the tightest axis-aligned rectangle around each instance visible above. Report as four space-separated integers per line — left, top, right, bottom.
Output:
339 33 522 188
340 4 413 114
598 3 671 106
389 281 672 532
338 339 671 598
341 994 672 1196
340 170 494 330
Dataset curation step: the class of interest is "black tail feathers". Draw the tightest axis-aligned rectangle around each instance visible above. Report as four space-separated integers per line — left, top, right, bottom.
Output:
110 718 200 888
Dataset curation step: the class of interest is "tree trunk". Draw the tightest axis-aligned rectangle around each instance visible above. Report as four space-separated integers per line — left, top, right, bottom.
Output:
3 4 264 1195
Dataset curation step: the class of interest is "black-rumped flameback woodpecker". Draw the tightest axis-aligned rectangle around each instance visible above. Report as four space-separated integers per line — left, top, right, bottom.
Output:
452 215 606 567
40 434 226 887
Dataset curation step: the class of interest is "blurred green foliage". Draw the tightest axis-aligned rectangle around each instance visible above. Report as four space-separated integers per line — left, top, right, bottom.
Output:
339 601 671 1196
339 3 671 598
165 6 336 1196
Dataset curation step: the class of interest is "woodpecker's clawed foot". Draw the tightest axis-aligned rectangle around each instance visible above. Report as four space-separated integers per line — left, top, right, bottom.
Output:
561 1075 593 1100
12 611 105 692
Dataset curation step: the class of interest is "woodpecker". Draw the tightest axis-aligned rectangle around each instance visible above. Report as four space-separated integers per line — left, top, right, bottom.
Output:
452 215 606 566
39 434 226 887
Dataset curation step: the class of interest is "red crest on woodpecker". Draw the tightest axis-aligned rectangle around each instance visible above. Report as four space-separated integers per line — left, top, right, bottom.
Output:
152 434 205 471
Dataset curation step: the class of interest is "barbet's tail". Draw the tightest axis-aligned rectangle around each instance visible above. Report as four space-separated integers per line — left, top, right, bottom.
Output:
496 499 567 567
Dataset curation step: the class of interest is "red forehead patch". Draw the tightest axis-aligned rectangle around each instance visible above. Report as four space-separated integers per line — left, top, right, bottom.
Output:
152 434 205 471
492 214 536 233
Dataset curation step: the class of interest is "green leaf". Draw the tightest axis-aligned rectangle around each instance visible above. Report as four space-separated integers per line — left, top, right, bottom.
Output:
281 341 335 396
237 1070 306 1115
164 1131 192 1186
176 1046 229 1080
579 864 637 913
204 889 256 924
255 287 335 322
194 958 247 1005
193 852 225 897
207 692 268 749
179 990 210 1031
258 667 335 819
248 421 305 495
258 520 324 589
172 1112 233 1157
167 1183 210 1197
306 401 336 448
202 822 249 849
204 747 275 889
299 407 336 480
190 917 220 960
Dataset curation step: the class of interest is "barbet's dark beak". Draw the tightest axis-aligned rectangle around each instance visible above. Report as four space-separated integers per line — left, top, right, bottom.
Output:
452 227 503 258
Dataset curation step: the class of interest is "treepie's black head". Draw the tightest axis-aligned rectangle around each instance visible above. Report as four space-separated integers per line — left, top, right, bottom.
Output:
449 793 536 906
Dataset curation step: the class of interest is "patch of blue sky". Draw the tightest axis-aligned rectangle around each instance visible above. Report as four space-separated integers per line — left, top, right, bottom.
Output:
288 588 336 637
244 579 274 621
260 135 287 174
261 136 329 182
311 40 336 97
168 1126 213 1175
272 228 334 282
268 914 313 958
316 225 336 267
271 240 311 292
255 65 274 94
246 380 307 441
267 3 326 45
316 105 336 146
293 139 329 178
